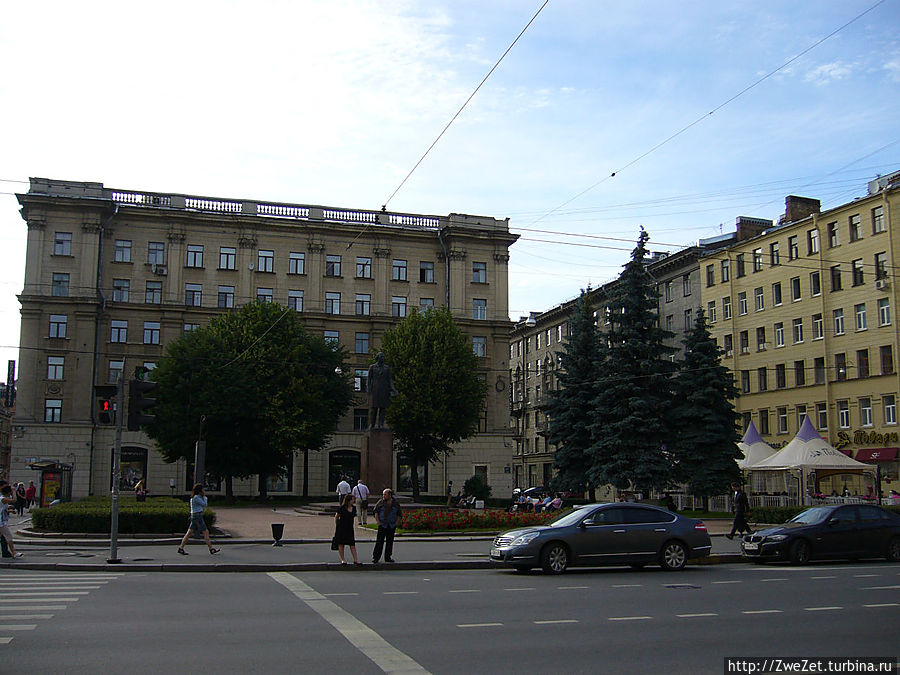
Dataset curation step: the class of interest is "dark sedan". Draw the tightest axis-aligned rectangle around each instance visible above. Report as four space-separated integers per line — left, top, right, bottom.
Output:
741 504 900 564
490 502 712 574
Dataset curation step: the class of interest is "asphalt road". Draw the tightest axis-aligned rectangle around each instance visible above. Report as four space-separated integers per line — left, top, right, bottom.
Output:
2 562 897 674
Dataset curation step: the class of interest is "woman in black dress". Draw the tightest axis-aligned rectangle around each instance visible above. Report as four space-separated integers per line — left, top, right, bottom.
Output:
334 493 362 565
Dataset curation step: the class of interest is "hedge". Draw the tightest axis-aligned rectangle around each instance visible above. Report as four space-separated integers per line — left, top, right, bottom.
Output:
30 496 216 534
400 508 555 532
750 504 900 525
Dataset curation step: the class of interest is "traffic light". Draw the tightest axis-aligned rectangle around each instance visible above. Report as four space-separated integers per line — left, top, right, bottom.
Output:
128 374 157 431
94 384 118 425
99 398 114 424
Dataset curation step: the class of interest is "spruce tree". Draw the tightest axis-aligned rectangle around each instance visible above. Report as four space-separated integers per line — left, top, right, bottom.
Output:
671 307 742 501
546 290 602 493
587 228 676 493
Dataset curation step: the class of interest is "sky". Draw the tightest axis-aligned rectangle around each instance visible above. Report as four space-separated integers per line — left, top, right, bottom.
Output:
1 0 899 375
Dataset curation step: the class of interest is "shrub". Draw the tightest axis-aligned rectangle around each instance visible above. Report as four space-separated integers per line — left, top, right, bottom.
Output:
463 475 492 501
750 504 900 524
30 496 215 534
400 508 554 532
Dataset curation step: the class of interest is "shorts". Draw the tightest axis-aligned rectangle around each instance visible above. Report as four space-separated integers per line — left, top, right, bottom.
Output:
0 524 12 540
189 514 208 534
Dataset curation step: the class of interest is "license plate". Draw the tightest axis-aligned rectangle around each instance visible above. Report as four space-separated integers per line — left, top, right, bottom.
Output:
490 548 501 558
743 542 759 551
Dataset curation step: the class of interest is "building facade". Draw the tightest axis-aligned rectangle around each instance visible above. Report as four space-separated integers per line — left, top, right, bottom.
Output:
12 178 519 499
703 172 900 495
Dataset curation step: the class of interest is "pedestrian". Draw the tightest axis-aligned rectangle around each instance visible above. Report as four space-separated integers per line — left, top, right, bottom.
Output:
333 493 362 565
15 482 27 516
336 476 351 505
726 482 753 540
0 484 23 558
372 488 402 564
177 483 220 555
352 479 370 525
0 480 11 557
25 481 36 510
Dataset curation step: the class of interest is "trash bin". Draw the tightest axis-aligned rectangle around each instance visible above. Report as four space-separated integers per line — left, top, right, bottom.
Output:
271 523 285 547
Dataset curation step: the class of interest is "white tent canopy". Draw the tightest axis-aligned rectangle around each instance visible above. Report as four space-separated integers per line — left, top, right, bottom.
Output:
753 416 870 470
737 420 778 468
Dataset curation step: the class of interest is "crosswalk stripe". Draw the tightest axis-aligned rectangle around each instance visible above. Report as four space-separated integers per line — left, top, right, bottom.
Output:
0 598 80 603
0 592 89 596
1 606 67 611
3 615 53 620
0 587 101 591
0 625 37 631
0 638 12 645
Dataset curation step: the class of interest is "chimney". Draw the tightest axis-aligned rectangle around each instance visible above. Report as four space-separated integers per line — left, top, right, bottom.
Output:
782 196 820 225
734 216 772 241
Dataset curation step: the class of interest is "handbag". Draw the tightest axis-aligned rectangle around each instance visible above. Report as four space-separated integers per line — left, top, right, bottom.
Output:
331 536 339 551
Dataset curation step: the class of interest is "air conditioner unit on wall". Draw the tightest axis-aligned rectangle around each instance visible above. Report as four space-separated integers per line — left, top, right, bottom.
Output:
875 278 889 291
152 264 168 276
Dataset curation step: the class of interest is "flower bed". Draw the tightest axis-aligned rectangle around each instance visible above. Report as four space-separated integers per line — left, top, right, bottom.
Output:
399 508 555 532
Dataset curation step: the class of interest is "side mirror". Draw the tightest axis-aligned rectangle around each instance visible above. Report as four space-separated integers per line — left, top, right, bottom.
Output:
827 518 839 527
578 521 588 529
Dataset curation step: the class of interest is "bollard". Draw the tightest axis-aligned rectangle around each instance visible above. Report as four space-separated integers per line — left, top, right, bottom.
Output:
271 523 285 547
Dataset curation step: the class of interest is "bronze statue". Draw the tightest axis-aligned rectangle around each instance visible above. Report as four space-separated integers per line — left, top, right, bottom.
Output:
368 352 395 430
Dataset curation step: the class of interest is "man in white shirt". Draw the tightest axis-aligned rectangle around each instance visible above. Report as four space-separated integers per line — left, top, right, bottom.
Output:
352 479 370 525
336 477 351 505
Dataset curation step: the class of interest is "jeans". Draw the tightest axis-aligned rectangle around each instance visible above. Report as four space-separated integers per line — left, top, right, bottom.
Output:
372 526 396 562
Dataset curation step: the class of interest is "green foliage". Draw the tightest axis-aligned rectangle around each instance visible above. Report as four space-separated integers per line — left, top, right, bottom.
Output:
382 307 487 499
463 474 492 501
147 301 354 496
30 496 215 534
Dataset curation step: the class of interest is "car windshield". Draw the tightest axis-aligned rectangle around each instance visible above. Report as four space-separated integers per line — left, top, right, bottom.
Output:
787 507 833 525
547 507 587 528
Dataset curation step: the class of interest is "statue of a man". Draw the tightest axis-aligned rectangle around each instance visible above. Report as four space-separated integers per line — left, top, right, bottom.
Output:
368 352 395 430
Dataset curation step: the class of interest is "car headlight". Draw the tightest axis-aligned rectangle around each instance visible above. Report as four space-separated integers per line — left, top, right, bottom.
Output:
510 532 540 546
765 535 788 542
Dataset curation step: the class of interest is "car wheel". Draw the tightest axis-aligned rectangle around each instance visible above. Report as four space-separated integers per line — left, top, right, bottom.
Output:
659 541 687 571
789 539 810 565
629 562 647 570
540 543 569 574
887 537 900 563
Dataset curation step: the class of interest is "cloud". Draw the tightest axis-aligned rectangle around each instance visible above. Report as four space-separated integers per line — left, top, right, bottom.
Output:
885 58 900 82
804 61 855 85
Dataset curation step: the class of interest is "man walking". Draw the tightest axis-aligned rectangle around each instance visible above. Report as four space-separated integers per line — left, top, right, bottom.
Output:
336 476 351 505
726 482 753 540
352 479 370 525
372 488 402 564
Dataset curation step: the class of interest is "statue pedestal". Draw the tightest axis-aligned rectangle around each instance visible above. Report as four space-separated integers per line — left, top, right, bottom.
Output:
362 429 393 492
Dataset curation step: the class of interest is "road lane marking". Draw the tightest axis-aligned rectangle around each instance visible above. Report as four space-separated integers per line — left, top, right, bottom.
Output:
268 572 430 675
3 615 53 620
677 613 718 618
742 610 782 614
323 593 359 597
804 607 842 611
557 586 589 590
712 581 742 584
0 598 80 603
0 638 11 645
448 589 481 593
0 592 89 596
608 616 652 621
1 606 67 611
0 587 101 591
864 603 899 608
760 578 788 582
854 574 879 578
0 625 36 631
504 587 535 592
458 623 502 628
861 585 900 590
810 576 837 579
534 619 578 625
612 584 642 588
383 591 418 595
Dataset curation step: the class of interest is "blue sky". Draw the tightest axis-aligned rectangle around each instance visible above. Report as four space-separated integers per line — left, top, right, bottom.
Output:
1 0 898 371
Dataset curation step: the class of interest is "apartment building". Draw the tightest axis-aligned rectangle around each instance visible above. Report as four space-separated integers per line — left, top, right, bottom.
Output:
703 172 900 494
11 178 519 498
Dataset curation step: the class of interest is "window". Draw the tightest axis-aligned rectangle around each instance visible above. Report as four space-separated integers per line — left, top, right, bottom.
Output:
810 271 821 296
757 367 768 392
112 278 129 302
754 287 764 311
353 257 371 279
740 370 750 393
257 250 274 273
45 399 62 423
814 357 825 384
473 336 487 357
852 259 865 286
473 262 487 283
807 229 819 255
769 242 780 266
47 356 64 380
218 286 234 308
723 334 733 356
772 282 783 306
49 314 67 338
324 330 339 346
874 252 888 280
665 315 674 331
288 290 303 312
838 401 850 428
788 235 798 260
355 332 370 354
419 261 434 283
184 323 199 333
879 298 891 326
145 281 162 304
108 359 124 384
355 293 371 316
353 408 369 431
872 206 885 233
797 405 807 429
707 301 716 323
420 297 434 308
219 247 236 270
792 318 803 343
830 265 842 292
775 363 786 388
185 283 202 307
54 232 72 256
794 360 806 386
721 260 730 282
835 353 847 381
143 321 160 344
536 333 541 349
885 395 897 425
790 277 801 301
855 303 867 330
257 288 273 303
290 252 306 275
834 309 845 335
756 326 766 351
683 308 692 330
849 214 861 242
664 281 673 302
354 370 368 393
186 244 203 268
736 254 746 277
816 403 827 430
812 313 823 340
682 274 692 296
857 349 869 378
325 292 341 315
473 298 487 320
325 255 341 277
392 296 407 318
738 292 748 315
881 345 894 375
723 296 732 320
392 259 408 281
114 240 132 263
777 407 788 433
774 322 784 347
148 241 165 265
860 397 873 426
706 265 715 287
752 248 763 272
828 222 839 248
739 330 749 354
110 320 127 343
